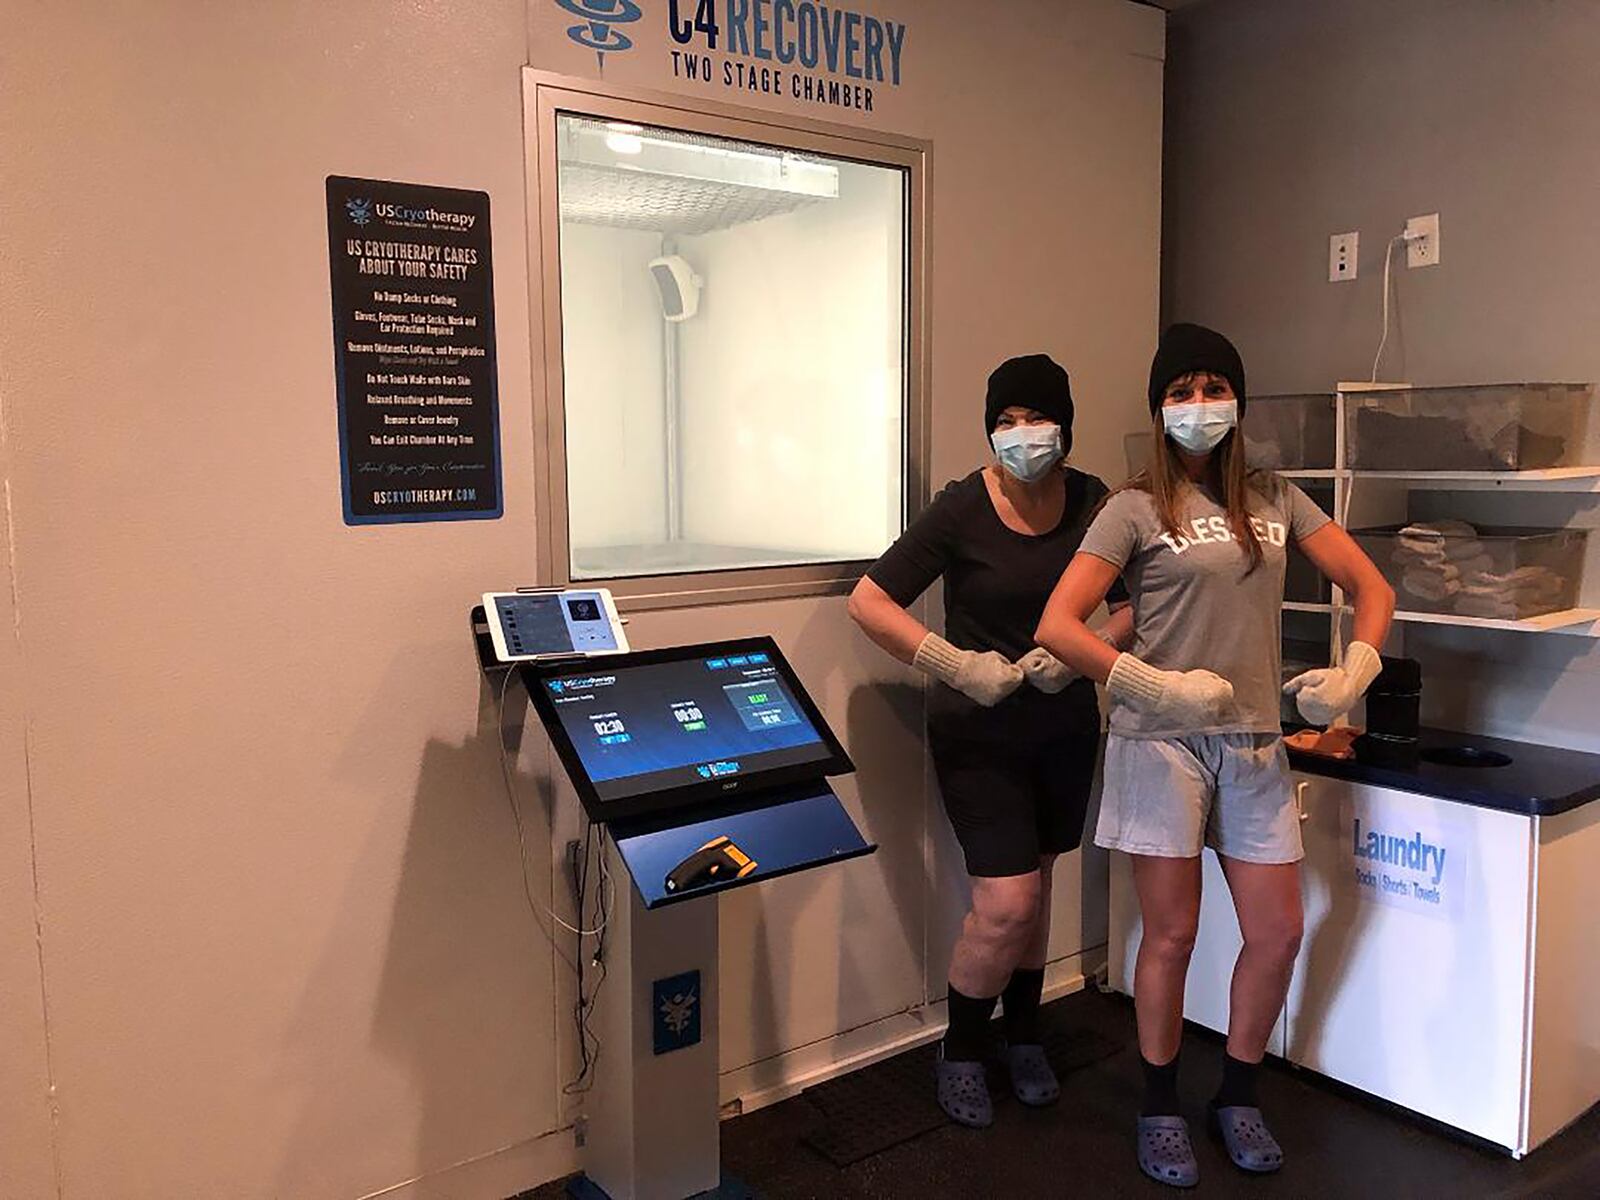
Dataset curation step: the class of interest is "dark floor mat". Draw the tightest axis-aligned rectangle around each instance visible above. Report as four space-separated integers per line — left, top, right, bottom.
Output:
1037 1023 1125 1077
800 1043 945 1166
801 1023 1125 1166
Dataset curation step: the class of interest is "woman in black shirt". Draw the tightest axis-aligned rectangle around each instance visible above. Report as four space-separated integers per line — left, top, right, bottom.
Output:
848 354 1131 1128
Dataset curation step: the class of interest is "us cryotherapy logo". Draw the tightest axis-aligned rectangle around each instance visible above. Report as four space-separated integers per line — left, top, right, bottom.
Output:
652 970 702 1054
345 197 373 226
556 0 643 64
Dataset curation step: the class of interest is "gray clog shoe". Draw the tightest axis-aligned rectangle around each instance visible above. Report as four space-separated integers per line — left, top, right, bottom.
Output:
1003 1043 1060 1106
1211 1104 1284 1172
935 1047 994 1128
1137 1114 1199 1188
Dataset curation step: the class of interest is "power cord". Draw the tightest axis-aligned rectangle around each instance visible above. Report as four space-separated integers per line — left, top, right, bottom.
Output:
493 665 612 1093
495 666 614 938
564 822 609 1096
1370 227 1426 383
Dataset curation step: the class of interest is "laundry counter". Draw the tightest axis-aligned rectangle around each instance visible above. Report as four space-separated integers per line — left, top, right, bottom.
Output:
1107 728 1600 1157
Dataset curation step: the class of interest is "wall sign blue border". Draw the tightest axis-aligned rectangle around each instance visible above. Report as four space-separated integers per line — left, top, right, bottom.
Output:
326 176 503 525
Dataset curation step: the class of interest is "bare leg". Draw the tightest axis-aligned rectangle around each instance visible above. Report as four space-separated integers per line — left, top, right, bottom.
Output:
948 869 1043 998
1130 854 1202 1064
1218 857 1303 1062
939 872 1045 1125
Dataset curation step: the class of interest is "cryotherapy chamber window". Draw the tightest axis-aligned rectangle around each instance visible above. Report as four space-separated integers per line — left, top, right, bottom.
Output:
550 112 912 583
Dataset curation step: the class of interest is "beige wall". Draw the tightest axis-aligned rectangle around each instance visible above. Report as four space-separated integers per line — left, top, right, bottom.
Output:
0 1 1163 1196
0 424 57 1200
1162 0 1600 752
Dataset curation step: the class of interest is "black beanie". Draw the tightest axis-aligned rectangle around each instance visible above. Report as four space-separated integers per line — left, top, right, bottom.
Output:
1147 323 1246 416
985 354 1074 450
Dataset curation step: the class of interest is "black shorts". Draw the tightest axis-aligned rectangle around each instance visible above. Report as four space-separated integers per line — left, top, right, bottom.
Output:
930 731 1101 878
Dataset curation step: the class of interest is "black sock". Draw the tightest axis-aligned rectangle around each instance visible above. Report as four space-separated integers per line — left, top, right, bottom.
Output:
1141 1053 1181 1117
943 984 999 1062
1213 1052 1260 1109
1001 967 1046 1045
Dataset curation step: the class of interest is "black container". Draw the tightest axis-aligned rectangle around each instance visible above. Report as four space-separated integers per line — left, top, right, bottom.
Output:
1356 655 1422 767
1355 732 1420 768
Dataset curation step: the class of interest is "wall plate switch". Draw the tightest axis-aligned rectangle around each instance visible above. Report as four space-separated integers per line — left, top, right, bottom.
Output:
1329 231 1359 281
1406 213 1440 267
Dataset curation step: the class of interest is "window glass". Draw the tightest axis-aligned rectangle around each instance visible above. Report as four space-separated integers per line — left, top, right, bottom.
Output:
556 114 908 579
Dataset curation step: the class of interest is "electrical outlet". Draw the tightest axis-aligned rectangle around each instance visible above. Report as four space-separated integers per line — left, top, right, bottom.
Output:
1329 231 1359 282
1406 213 1440 267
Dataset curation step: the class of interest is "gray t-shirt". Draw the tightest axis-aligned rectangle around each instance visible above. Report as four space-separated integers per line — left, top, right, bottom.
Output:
1078 478 1333 738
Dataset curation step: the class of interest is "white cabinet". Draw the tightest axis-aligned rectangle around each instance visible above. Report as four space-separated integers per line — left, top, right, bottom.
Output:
1287 774 1534 1149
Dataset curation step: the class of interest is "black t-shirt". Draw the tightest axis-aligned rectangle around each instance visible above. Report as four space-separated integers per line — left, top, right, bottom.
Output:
868 467 1127 744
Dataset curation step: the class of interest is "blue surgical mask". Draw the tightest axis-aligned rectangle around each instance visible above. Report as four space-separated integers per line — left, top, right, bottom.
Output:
1162 399 1238 454
990 422 1064 482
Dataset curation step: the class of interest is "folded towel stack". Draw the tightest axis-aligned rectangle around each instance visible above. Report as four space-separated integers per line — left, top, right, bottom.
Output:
1456 566 1567 619
1386 521 1571 619
1393 521 1481 604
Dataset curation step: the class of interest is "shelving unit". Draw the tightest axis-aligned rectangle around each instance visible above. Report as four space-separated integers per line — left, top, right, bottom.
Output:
1303 600 1600 636
1285 466 1600 492
1266 382 1600 654
1392 607 1600 634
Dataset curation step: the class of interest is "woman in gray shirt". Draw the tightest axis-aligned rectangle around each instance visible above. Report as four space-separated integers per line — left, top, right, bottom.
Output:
1036 324 1394 1188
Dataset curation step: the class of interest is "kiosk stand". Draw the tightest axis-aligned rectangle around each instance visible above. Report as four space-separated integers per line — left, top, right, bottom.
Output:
472 607 873 1200
576 844 722 1200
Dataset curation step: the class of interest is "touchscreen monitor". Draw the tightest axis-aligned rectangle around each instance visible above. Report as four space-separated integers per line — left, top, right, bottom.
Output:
526 637 853 822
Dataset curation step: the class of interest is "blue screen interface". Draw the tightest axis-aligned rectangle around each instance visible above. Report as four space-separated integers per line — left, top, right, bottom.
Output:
543 652 831 801
492 592 619 658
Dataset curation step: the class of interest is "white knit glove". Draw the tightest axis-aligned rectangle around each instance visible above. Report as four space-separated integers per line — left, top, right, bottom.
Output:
1017 647 1078 693
1284 641 1383 726
1106 653 1235 726
913 632 1024 707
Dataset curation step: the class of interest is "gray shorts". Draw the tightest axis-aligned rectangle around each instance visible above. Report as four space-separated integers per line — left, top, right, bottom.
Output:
1094 732 1302 863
